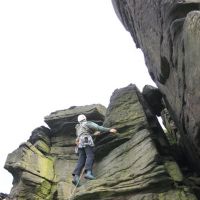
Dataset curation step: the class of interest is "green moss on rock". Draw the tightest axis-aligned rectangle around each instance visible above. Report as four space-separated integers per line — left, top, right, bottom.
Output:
158 188 198 200
164 161 183 182
34 140 50 154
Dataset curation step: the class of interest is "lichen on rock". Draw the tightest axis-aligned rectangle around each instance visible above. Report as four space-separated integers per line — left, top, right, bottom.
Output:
3 84 198 199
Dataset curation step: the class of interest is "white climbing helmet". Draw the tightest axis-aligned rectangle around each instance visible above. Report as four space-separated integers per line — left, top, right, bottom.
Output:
77 114 87 122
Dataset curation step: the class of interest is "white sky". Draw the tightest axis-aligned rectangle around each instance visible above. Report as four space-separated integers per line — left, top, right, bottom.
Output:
0 0 155 193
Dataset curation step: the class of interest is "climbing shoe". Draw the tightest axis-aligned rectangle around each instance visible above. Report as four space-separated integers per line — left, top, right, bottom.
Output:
72 175 81 187
84 170 95 180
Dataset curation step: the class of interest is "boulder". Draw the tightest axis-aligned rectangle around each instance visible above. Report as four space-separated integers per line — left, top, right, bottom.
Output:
142 85 164 116
28 126 51 154
4 142 54 199
95 84 151 159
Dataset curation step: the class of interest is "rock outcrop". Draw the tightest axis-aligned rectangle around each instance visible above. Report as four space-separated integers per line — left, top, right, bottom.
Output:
112 0 200 174
3 85 199 199
3 2 200 199
0 193 8 200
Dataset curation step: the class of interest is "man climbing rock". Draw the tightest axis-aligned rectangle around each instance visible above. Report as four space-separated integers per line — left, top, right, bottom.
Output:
72 114 117 186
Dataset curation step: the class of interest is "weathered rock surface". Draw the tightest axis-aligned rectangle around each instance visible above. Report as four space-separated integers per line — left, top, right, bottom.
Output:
4 104 107 199
5 141 54 199
44 104 106 134
3 85 198 199
2 1 200 198
71 84 196 200
112 0 200 173
142 85 164 116
0 193 8 200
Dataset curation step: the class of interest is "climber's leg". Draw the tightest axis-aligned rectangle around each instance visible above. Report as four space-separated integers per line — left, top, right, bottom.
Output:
73 148 86 176
84 146 95 179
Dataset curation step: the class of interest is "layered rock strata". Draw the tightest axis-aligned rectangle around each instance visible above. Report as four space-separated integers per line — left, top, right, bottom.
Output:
4 85 198 199
112 0 200 172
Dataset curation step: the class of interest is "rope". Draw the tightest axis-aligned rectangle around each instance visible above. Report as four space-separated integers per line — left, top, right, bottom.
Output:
68 168 85 200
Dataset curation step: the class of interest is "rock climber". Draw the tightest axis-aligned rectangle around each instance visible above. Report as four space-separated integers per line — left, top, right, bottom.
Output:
72 114 117 186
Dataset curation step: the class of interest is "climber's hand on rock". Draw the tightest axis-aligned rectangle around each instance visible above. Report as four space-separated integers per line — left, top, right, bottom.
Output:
109 128 117 134
75 138 79 145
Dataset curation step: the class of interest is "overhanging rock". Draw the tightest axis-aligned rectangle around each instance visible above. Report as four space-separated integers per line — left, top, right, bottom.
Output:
111 0 200 173
44 104 106 133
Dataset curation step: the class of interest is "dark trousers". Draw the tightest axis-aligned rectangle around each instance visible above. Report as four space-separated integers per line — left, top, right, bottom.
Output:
73 146 94 176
